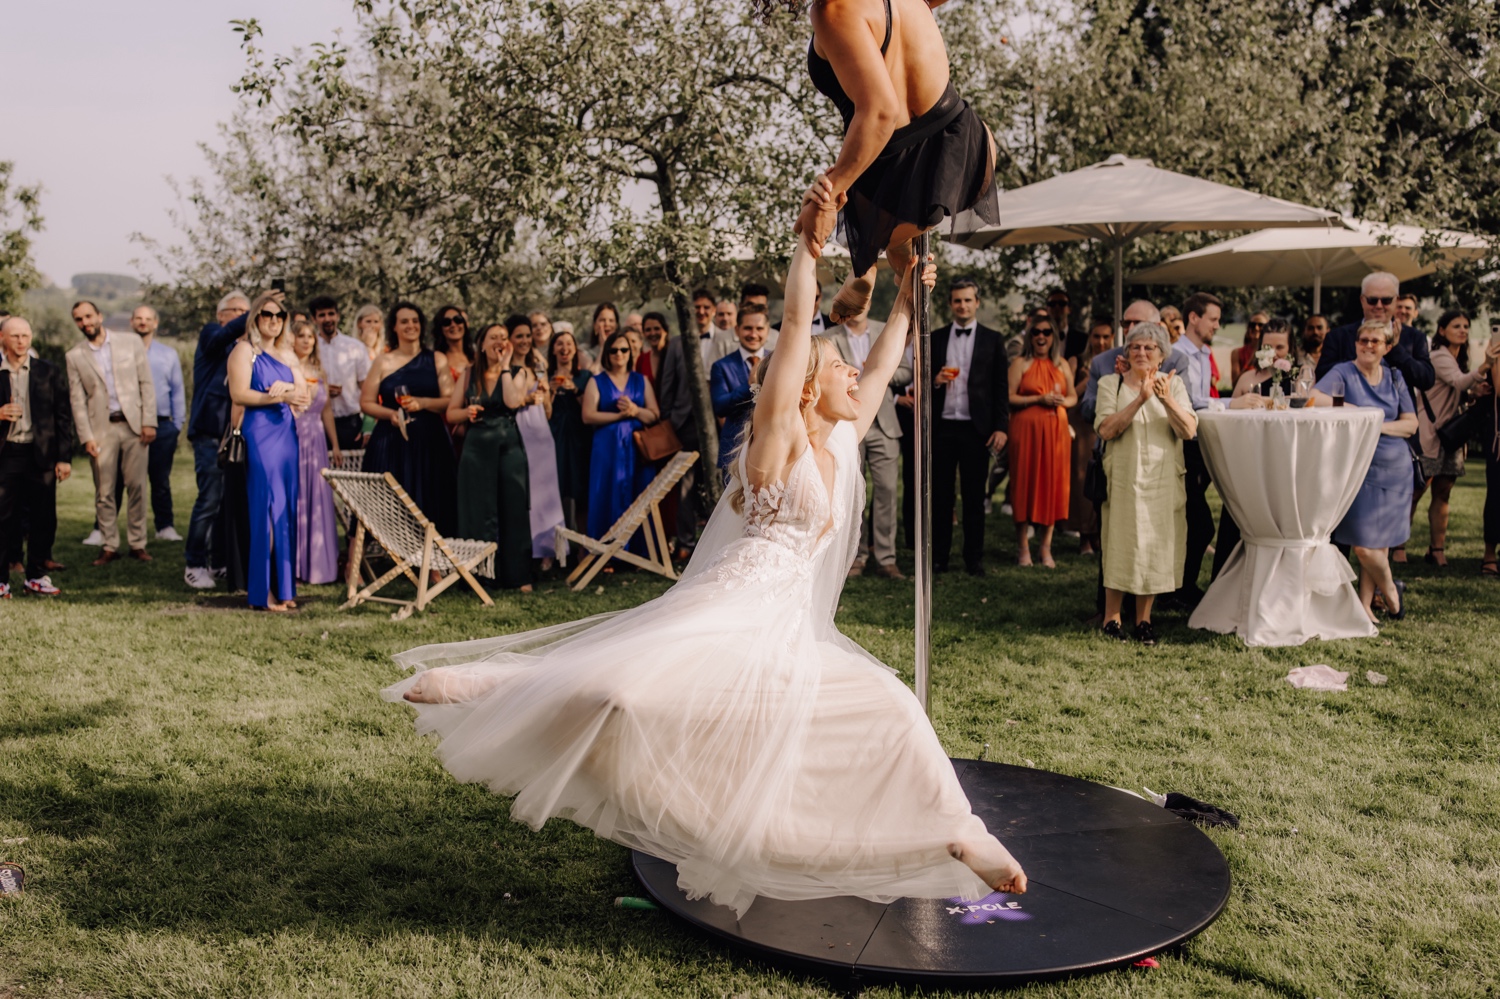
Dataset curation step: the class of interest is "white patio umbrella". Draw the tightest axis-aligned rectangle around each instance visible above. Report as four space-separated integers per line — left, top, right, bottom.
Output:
1127 218 1491 312
949 154 1345 337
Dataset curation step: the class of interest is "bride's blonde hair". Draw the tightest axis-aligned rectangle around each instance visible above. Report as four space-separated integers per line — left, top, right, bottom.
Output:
726 334 835 514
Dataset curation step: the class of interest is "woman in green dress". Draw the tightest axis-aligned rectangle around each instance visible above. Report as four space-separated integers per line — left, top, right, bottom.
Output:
1093 322 1199 646
447 324 534 592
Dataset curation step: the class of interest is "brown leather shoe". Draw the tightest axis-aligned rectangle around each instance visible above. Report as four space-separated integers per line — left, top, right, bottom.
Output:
129 549 153 562
846 560 867 580
93 549 121 566
8 562 20 575
873 562 906 580
43 559 66 571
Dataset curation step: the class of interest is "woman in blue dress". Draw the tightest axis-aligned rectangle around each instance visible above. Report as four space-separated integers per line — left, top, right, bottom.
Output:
1312 319 1420 622
360 302 459 535
226 291 305 611
582 331 660 554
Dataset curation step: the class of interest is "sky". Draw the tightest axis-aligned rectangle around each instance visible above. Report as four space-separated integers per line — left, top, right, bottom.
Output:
3 1 363 288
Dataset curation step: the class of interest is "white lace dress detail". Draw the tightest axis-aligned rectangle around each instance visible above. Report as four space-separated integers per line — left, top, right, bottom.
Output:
709 446 840 593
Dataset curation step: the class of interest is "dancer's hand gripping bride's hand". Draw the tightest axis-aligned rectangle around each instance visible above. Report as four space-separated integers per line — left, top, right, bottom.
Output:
793 174 846 257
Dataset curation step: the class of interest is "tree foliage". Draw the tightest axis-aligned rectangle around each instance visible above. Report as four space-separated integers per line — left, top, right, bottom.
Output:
0 161 45 316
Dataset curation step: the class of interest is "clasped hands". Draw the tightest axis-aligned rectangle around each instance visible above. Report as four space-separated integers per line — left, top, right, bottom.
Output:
794 174 846 256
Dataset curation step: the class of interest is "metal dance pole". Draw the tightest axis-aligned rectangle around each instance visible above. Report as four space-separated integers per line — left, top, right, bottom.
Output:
913 231 934 715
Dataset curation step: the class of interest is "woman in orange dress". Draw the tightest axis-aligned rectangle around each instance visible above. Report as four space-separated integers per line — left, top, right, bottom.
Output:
1007 316 1077 567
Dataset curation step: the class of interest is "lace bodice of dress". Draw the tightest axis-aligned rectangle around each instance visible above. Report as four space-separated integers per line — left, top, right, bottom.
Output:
739 442 840 560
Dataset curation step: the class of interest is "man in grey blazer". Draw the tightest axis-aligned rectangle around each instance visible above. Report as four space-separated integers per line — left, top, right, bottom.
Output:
829 308 910 579
67 301 157 564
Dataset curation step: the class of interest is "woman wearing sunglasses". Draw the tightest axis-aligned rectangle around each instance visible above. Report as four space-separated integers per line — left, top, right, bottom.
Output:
1007 315 1077 567
226 291 308 611
1310 319 1419 622
582 330 660 557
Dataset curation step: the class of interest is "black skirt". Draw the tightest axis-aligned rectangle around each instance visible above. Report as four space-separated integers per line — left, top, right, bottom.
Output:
839 83 1000 274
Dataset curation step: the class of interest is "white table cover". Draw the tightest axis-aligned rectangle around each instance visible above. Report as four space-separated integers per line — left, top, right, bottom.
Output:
1189 407 1383 646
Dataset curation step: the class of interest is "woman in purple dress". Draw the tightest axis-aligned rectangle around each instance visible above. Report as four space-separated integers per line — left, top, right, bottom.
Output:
291 320 343 584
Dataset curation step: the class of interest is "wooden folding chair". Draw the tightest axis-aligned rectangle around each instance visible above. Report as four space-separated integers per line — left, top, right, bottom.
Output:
321 469 497 621
555 450 698 592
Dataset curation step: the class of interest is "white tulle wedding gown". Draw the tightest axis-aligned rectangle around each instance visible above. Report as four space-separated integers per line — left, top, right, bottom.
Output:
384 421 999 915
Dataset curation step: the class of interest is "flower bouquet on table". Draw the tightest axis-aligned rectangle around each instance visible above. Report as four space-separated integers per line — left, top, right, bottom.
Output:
1254 347 1297 410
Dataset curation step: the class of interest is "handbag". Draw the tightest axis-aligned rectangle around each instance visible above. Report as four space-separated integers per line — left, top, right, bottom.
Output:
216 423 247 468
633 419 683 462
1436 400 1491 454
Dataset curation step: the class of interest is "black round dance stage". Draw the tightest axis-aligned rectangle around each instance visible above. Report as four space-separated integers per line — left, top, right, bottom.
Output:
632 759 1231 988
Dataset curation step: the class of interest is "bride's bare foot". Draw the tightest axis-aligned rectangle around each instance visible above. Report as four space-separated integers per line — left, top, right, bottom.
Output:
950 839 1028 895
828 271 875 325
403 673 442 703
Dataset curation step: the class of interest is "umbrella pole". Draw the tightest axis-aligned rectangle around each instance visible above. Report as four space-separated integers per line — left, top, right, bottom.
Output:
913 231 934 715
1113 242 1125 346
1313 274 1322 314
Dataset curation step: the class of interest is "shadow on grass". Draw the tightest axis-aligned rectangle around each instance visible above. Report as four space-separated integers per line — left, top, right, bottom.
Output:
0 698 128 740
0 769 688 951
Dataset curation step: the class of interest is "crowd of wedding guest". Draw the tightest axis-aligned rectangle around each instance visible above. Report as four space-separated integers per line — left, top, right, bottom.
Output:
1 269 1497 628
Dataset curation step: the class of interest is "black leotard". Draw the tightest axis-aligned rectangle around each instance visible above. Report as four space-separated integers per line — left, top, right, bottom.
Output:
807 0 892 130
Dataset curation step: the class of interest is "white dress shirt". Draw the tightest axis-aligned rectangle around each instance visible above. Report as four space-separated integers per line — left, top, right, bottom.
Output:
87 330 121 414
2 353 33 443
319 331 374 419
941 323 975 421
845 328 872 372
699 330 717 368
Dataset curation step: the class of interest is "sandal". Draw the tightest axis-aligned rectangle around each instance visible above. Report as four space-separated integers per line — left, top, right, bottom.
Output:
1424 547 1447 568
1391 546 1407 564
1482 560 1499 578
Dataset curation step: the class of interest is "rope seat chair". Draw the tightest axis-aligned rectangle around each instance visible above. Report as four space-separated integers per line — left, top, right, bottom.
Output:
555 450 698 592
321 469 496 621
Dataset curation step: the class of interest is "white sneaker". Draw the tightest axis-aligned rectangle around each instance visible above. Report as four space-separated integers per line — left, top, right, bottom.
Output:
1000 502 1014 517
156 526 183 542
81 529 105 546
24 576 60 596
983 499 993 515
184 566 217 589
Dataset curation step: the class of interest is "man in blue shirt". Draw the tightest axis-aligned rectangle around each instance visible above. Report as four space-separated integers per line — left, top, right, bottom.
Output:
183 290 250 589
131 306 186 542
1169 291 1223 607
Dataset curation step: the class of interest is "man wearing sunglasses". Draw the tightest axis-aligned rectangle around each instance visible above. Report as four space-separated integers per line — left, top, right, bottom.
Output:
1315 271 1434 400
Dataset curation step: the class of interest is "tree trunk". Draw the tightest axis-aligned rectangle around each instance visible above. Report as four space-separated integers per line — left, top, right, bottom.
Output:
656 165 722 506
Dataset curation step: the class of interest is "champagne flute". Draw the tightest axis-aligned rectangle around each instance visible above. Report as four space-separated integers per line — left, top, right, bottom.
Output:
392 383 411 439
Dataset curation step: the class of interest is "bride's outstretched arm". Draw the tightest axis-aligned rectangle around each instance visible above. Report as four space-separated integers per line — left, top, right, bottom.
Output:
851 256 935 441
746 240 820 480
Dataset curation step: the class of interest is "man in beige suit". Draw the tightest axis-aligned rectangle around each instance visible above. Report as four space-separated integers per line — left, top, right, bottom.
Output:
67 301 157 564
830 307 910 579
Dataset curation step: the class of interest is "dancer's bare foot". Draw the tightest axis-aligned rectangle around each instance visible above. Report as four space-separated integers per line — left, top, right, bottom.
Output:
885 237 914 278
950 839 1027 895
828 273 874 326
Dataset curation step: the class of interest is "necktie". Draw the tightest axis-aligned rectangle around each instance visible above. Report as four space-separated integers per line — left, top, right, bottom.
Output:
747 355 760 375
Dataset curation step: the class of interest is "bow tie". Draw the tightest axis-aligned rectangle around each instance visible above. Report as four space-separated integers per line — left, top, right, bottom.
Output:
953 326 975 336
701 333 713 340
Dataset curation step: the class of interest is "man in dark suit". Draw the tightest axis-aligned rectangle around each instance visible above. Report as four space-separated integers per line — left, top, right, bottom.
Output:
931 278 1008 575
655 317 710 556
183 290 250 589
1315 271 1435 398
0 316 74 597
710 304 771 470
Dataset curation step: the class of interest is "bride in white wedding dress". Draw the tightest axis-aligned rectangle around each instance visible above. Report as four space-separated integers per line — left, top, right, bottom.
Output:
387 239 1026 916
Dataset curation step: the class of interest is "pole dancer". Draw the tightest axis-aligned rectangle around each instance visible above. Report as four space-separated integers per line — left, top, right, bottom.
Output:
775 0 1001 709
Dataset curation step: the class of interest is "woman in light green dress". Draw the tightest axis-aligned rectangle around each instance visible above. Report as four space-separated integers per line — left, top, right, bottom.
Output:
1094 322 1199 645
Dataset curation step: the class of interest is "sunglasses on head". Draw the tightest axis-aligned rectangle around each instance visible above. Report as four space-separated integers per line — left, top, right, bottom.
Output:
258 310 285 321
1364 296 1394 306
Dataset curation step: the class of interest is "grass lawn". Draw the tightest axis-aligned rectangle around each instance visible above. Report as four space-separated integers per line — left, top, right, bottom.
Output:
1 452 1497 998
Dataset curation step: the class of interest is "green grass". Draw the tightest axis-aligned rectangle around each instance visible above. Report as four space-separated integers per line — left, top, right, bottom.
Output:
1 453 1497 998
